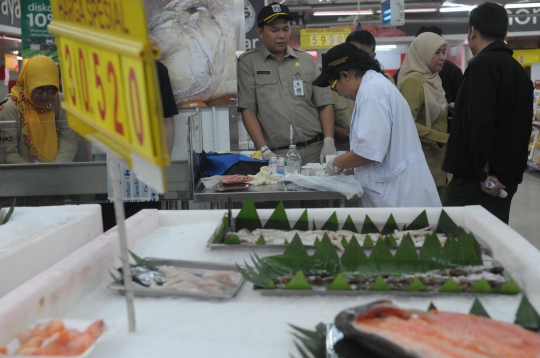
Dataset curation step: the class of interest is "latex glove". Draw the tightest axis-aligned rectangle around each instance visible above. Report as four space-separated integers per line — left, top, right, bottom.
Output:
320 137 338 164
262 149 277 160
325 157 344 176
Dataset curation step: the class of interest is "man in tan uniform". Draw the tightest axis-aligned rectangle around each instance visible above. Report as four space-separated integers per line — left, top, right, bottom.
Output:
238 2 337 165
332 30 395 151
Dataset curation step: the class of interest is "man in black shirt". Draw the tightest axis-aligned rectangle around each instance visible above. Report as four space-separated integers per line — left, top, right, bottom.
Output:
442 2 534 223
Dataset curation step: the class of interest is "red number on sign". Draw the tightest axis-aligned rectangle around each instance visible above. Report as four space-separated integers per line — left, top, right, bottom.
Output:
78 48 90 112
65 45 76 105
311 36 317 45
107 62 123 135
93 53 106 120
321 35 326 45
128 68 143 145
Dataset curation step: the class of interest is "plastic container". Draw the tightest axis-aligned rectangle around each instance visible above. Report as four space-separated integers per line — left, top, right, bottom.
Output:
277 157 285 175
285 145 302 174
269 156 278 175
201 177 219 189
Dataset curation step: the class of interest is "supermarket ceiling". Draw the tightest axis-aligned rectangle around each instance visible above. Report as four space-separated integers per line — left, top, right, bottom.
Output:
282 0 540 31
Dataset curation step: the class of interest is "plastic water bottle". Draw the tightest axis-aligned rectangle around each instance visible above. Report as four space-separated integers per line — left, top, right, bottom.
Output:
277 157 285 175
485 181 508 198
269 157 277 175
285 145 302 174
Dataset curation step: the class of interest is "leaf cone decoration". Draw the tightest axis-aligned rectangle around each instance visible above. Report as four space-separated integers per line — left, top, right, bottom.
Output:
340 236 372 275
312 219 317 230
498 280 521 294
328 273 352 290
285 271 312 290
515 295 540 331
394 235 419 274
289 323 326 358
284 234 309 258
405 210 429 231
263 201 291 230
314 237 321 246
341 215 358 233
292 209 309 231
340 237 348 247
235 196 262 231
472 278 493 293
256 235 266 245
312 234 340 274
321 211 339 232
436 209 461 237
441 236 460 265
383 235 397 247
408 277 427 292
439 277 462 293
428 302 437 311
224 236 241 245
363 236 374 247
369 276 391 291
381 214 399 235
361 214 380 234
368 239 396 274
457 231 483 266
470 298 490 318
419 233 443 272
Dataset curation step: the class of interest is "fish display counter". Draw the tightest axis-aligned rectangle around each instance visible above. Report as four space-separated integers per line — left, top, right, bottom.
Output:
0 207 538 357
0 204 103 298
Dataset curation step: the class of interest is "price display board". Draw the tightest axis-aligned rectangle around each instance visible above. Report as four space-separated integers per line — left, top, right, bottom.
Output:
513 49 540 67
47 0 168 192
4 54 19 72
300 28 352 51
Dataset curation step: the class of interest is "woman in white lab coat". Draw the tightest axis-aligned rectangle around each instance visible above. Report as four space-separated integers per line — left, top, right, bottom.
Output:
313 43 441 207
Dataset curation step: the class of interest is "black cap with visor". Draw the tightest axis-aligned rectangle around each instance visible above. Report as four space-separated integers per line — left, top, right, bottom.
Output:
313 43 363 87
257 2 294 26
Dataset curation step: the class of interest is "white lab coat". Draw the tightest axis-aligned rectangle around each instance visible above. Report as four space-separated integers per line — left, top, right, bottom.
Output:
349 71 441 208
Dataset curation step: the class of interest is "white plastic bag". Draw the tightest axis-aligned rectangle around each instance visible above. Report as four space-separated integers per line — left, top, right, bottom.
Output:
281 174 363 200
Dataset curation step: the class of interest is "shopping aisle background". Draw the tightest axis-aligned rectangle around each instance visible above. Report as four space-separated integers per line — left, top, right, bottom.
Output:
509 170 540 249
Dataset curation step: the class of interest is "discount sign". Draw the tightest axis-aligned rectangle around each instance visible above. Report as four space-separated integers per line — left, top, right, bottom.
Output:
22 0 57 61
48 0 168 192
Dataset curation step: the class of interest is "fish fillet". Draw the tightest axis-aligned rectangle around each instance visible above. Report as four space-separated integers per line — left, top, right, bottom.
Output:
335 301 540 358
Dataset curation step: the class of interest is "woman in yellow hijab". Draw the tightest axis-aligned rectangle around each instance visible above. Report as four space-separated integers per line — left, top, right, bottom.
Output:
397 32 450 201
0 55 77 164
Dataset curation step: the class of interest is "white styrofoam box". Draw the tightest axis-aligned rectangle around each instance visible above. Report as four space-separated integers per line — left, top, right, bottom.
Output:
0 207 537 357
200 107 231 144
0 205 103 298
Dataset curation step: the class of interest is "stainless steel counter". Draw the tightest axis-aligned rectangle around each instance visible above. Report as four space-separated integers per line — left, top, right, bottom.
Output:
193 181 349 204
1 161 190 202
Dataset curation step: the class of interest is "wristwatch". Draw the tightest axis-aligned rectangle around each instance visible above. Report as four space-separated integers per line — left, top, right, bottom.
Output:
260 145 269 152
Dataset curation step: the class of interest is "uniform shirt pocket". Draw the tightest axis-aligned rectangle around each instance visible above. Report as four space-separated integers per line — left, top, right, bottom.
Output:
289 73 314 99
255 75 279 102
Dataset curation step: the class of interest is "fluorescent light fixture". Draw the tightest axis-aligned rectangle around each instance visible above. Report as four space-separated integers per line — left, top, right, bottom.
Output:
16 56 22 60
505 2 540 8
313 10 374 16
1 35 21 42
377 8 437 13
439 6 475 12
405 8 438 12
377 45 397 50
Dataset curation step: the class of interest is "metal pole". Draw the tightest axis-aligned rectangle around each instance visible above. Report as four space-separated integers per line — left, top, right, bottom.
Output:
109 157 136 332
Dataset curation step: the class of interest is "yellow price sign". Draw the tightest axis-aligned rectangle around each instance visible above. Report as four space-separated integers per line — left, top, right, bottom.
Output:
300 28 352 50
48 0 168 192
513 49 540 67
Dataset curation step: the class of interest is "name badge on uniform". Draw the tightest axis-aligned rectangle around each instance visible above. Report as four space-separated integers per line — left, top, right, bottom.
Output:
293 80 304 97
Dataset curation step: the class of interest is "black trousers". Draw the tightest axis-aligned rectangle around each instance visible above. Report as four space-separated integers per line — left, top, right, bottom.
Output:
443 176 518 224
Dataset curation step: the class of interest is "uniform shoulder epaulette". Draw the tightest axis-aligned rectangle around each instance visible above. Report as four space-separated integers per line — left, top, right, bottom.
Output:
239 48 260 59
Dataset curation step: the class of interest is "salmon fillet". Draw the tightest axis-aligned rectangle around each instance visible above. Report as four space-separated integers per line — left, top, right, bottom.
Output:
335 301 540 358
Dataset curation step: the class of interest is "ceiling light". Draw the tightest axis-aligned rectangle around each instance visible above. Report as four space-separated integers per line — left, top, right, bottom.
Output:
505 2 540 8
313 10 374 16
377 45 397 50
439 6 475 12
1 35 21 42
405 8 438 13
